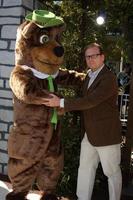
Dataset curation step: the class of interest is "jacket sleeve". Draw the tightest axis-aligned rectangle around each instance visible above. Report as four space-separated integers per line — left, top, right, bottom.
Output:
64 72 118 112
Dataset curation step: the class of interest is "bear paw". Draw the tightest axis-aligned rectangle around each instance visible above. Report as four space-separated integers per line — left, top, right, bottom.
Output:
41 193 58 200
6 191 28 200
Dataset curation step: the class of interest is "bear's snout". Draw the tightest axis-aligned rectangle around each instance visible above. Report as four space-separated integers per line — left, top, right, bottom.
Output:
53 46 64 57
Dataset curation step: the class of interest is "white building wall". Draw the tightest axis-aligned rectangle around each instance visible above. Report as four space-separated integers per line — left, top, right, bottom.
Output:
0 0 42 175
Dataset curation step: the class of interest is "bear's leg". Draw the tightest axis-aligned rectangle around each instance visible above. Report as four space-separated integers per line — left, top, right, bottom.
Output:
37 147 64 200
6 158 39 200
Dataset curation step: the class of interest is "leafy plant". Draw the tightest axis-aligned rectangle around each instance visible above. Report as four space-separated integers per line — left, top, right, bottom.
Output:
57 112 81 197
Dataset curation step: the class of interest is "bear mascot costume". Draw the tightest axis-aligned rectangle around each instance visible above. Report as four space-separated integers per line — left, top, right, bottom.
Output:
6 10 65 200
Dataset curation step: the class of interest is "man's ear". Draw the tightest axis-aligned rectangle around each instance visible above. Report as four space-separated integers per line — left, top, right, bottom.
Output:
22 22 38 39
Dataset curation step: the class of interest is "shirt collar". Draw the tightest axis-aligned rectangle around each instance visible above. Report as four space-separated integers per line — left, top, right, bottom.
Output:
88 64 104 78
21 65 59 79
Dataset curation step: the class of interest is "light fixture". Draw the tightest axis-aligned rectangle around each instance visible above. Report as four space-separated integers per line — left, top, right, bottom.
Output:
96 16 105 25
96 11 105 25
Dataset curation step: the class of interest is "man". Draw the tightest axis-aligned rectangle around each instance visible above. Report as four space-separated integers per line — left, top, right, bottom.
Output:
44 43 122 200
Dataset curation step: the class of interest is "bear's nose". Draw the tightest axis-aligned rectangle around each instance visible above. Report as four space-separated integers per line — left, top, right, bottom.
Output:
53 46 64 57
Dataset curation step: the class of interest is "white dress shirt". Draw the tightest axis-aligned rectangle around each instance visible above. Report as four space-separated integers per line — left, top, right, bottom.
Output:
87 64 104 88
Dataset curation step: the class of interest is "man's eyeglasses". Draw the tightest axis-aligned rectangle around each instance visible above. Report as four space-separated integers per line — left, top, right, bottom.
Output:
85 54 101 59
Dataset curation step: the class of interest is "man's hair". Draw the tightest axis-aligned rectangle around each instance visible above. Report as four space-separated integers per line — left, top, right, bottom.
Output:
84 43 104 55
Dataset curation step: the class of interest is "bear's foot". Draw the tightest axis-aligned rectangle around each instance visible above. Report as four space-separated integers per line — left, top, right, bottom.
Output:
6 191 28 200
40 193 58 200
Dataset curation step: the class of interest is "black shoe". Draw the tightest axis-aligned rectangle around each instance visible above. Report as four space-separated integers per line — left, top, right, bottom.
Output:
41 193 58 200
6 191 28 200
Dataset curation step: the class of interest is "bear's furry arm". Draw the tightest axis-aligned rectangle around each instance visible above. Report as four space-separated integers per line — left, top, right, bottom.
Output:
56 68 86 88
10 65 50 104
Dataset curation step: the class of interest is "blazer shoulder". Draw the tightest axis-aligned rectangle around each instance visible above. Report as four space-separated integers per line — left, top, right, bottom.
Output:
102 66 117 78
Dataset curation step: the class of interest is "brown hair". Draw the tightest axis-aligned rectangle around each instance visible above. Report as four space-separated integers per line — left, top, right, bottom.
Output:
84 43 104 55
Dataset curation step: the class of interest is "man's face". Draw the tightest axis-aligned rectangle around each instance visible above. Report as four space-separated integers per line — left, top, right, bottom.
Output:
85 47 105 71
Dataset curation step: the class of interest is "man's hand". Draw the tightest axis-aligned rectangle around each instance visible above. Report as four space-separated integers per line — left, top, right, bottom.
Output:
43 94 61 107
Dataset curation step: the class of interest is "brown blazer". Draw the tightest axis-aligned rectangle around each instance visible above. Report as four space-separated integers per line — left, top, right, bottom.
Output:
64 66 121 146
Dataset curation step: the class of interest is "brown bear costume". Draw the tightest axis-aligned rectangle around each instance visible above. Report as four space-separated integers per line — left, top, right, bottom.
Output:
6 10 85 200
6 10 65 200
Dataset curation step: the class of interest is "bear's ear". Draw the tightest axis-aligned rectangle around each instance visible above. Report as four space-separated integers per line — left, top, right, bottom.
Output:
59 23 66 32
49 24 66 42
22 22 38 39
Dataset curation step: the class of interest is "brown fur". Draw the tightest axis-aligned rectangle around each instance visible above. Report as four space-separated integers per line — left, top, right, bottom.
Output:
6 191 28 200
7 20 65 199
40 193 58 200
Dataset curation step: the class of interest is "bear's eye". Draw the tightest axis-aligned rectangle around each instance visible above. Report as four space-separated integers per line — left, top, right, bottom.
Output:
40 35 49 44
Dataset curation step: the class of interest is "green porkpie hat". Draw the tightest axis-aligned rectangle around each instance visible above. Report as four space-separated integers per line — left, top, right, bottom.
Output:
25 10 64 28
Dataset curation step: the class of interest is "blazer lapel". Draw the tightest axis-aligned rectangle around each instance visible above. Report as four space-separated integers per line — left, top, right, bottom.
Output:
83 75 90 94
87 66 108 92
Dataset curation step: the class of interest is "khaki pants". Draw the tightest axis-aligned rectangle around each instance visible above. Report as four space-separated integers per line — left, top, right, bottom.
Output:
77 133 122 200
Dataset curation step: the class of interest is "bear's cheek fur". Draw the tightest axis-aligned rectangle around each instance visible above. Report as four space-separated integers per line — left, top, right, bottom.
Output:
31 44 64 74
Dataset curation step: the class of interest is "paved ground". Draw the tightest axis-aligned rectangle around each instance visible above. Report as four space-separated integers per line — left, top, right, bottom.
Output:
0 179 133 200
92 186 133 200
0 180 69 200
0 181 41 200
